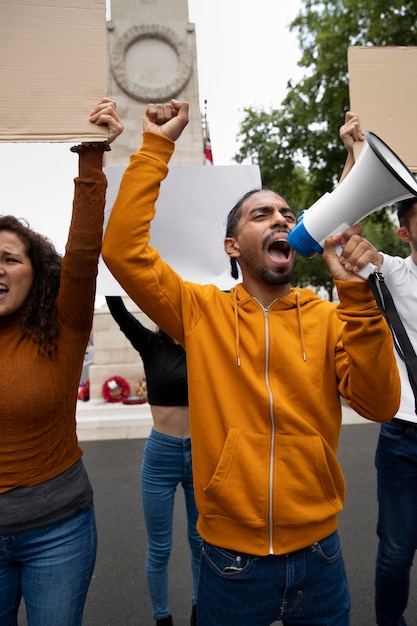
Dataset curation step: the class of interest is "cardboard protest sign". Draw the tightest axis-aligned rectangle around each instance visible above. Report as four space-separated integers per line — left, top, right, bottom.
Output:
348 46 417 171
0 0 108 142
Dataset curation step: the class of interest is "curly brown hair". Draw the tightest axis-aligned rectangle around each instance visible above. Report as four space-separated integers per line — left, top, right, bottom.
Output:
0 215 62 357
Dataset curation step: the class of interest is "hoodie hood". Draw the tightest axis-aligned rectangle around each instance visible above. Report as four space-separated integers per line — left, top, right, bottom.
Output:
231 284 321 366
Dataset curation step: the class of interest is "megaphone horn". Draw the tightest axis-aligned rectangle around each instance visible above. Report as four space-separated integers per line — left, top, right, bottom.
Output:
287 131 417 259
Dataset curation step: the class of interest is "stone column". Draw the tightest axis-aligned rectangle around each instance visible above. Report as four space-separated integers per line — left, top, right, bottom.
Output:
105 0 203 168
88 0 203 400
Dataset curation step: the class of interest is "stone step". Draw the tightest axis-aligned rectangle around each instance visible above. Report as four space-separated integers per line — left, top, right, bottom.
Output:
76 399 366 442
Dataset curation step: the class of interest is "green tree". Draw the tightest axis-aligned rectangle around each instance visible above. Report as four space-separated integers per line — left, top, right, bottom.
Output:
292 254 336 301
361 209 409 258
235 0 416 291
282 0 417 195
236 0 417 199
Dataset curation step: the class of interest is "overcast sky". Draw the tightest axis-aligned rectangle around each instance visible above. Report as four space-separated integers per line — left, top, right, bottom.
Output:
187 0 303 164
0 1 304 254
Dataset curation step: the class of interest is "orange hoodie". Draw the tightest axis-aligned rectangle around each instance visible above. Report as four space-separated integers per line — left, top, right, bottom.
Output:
103 132 400 556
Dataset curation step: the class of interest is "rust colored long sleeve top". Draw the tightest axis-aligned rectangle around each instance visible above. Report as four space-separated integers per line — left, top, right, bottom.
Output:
0 143 107 494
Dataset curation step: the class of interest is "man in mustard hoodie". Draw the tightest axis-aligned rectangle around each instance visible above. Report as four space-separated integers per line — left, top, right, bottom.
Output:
102 100 400 626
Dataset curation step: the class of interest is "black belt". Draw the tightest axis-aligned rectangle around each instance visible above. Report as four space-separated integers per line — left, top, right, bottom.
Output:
392 418 417 431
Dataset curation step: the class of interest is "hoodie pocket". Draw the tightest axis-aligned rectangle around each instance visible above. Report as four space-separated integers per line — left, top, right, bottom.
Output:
201 430 345 530
273 434 345 526
202 427 270 528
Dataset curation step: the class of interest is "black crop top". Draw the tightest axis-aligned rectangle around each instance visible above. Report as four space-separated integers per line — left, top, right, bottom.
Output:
105 296 188 406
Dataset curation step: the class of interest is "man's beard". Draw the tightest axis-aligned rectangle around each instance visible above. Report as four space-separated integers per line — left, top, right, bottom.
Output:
256 264 294 286
238 245 296 286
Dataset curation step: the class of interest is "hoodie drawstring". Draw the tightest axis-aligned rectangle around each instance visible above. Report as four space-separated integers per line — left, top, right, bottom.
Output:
295 291 307 361
233 288 307 365
233 287 241 367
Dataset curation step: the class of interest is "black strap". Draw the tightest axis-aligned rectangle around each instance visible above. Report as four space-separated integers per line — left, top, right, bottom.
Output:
368 271 417 415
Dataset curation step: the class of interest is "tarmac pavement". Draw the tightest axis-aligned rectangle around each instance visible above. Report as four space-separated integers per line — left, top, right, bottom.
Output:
18 402 417 625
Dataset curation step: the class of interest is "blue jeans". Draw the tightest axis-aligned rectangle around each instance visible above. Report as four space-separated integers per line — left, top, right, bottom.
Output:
375 420 417 626
141 429 202 620
197 531 350 625
0 502 97 626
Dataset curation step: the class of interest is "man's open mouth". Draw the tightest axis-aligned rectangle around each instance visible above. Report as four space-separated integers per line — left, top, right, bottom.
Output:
268 237 291 260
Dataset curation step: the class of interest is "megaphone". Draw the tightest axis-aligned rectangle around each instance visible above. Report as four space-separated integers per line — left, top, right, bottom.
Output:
287 132 417 270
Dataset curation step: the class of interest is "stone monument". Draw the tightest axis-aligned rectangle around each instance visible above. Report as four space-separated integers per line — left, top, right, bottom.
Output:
105 0 203 168
87 0 205 401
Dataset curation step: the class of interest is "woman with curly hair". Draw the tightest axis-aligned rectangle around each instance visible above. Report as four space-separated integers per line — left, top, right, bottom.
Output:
0 98 123 626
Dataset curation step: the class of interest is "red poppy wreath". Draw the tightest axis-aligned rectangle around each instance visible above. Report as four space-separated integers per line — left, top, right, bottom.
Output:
102 376 130 403
78 379 90 402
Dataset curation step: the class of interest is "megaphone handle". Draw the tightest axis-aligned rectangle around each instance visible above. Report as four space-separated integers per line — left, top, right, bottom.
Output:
335 244 378 280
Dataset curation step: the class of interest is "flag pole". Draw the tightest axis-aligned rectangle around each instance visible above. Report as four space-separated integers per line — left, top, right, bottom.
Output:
203 99 213 165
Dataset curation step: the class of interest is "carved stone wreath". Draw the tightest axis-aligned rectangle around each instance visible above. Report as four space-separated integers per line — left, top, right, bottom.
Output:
111 24 193 102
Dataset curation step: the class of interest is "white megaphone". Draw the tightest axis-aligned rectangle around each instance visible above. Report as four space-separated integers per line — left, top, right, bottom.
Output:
287 131 417 277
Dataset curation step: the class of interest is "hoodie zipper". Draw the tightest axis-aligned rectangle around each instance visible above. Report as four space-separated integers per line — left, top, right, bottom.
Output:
237 292 306 554
264 306 276 554
254 299 277 555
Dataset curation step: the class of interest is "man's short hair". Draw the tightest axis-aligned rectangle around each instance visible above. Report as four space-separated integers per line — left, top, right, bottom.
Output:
396 197 417 227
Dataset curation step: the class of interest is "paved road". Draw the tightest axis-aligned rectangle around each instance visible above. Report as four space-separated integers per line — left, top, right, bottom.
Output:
19 423 417 625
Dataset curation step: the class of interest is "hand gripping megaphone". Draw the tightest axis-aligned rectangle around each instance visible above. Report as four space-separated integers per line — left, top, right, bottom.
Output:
287 131 417 276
